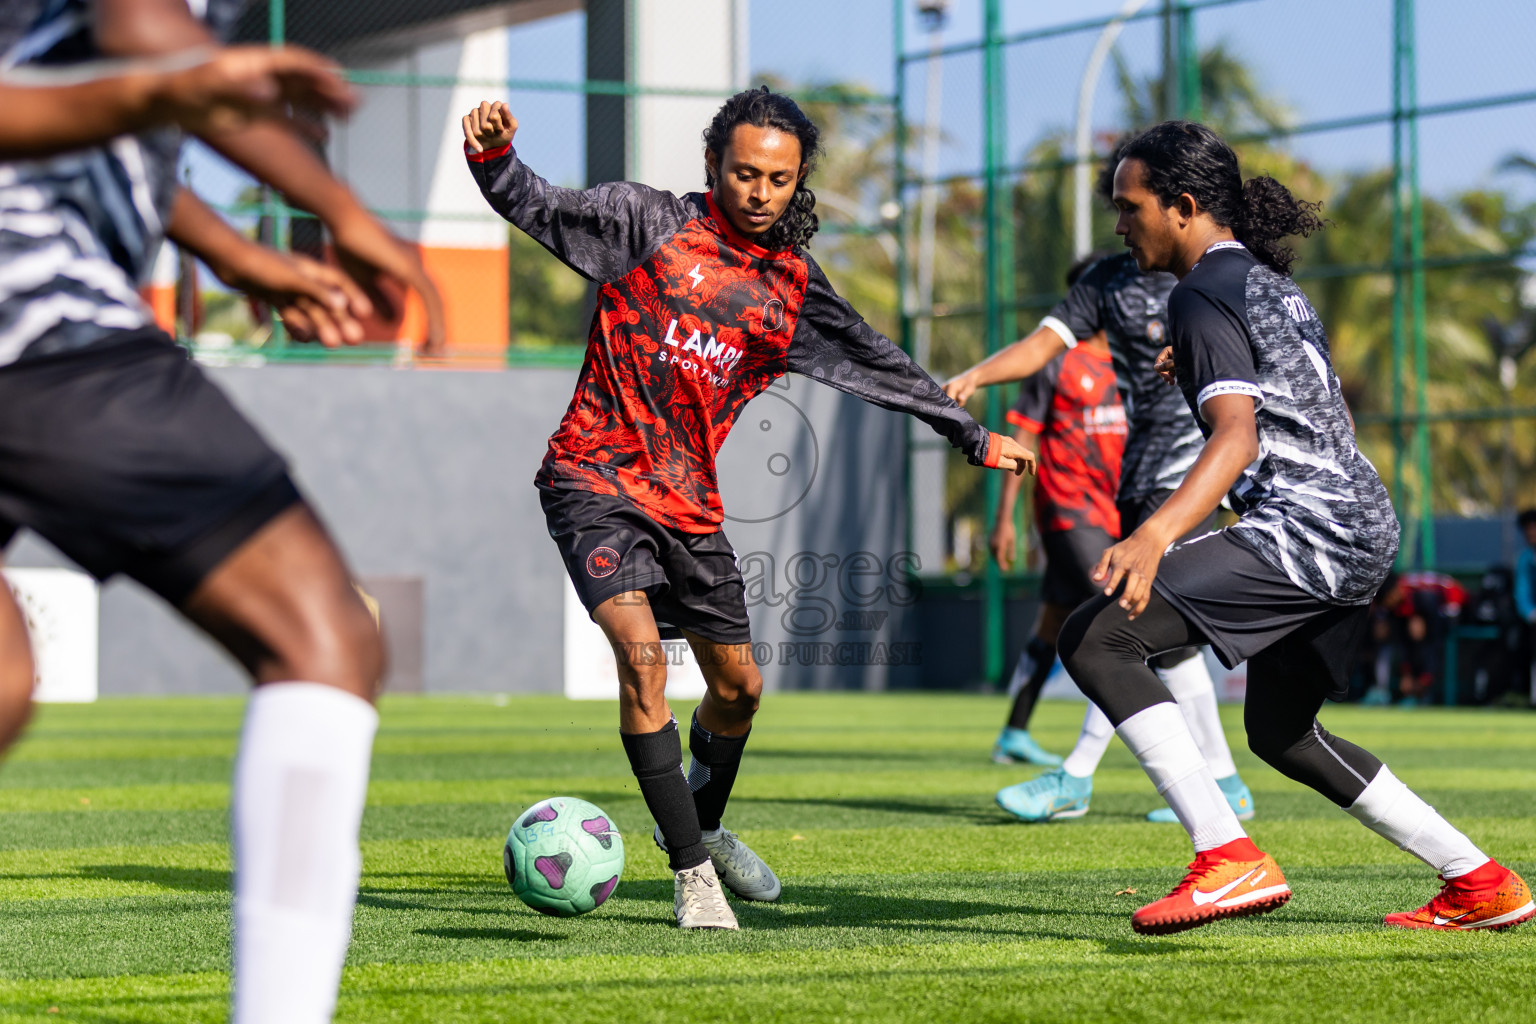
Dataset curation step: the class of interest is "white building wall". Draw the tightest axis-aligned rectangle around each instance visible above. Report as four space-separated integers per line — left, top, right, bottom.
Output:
630 0 748 195
331 27 509 249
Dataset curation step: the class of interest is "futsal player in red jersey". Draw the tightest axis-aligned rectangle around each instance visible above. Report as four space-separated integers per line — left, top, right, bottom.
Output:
465 90 1034 929
988 259 1126 770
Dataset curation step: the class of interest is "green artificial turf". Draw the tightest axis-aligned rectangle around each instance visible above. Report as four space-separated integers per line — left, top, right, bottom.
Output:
1 694 1533 1022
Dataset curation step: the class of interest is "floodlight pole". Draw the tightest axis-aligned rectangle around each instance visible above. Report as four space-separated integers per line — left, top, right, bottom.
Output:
1073 0 1151 259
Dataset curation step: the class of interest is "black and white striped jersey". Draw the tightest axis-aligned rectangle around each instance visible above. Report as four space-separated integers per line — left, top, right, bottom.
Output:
0 0 243 365
1168 242 1399 605
1040 252 1203 501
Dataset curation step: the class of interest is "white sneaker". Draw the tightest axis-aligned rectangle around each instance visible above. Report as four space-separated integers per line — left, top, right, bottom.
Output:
673 860 739 930
655 824 782 902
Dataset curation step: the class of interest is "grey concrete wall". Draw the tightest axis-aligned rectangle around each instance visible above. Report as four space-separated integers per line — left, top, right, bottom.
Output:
9 361 923 694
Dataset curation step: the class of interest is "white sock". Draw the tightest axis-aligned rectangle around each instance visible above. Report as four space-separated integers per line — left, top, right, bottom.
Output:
1061 702 1115 778
233 683 379 1024
1345 766 1488 878
1158 655 1240 780
1004 651 1033 699
1117 702 1246 852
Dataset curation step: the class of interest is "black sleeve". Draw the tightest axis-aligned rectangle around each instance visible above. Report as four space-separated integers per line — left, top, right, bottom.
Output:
1168 283 1263 421
1007 356 1062 433
786 256 999 467
465 142 690 284
1042 258 1110 344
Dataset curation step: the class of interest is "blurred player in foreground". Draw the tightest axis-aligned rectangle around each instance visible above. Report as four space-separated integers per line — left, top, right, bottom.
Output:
0 2 447 1020
464 89 1034 930
948 149 1254 825
986 261 1126 770
1057 120 1531 935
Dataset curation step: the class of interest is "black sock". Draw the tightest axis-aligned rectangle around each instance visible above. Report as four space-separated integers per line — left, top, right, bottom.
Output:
1006 636 1057 730
687 712 749 833
620 720 708 871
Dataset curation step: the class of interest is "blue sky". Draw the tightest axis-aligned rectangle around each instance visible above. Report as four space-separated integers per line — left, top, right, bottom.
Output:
186 0 1536 226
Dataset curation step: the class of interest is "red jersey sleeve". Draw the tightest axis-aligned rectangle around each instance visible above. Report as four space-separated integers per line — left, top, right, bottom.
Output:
786 255 995 467
1007 355 1063 434
466 142 692 284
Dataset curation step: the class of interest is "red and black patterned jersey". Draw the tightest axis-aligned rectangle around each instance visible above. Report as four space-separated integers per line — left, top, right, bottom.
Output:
1007 344 1125 536
468 143 1002 532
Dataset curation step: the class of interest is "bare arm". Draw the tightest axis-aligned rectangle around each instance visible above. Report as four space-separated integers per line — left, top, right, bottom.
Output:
0 46 351 159
1090 393 1259 618
990 424 1040 571
166 189 372 348
943 326 1070 407
94 0 446 354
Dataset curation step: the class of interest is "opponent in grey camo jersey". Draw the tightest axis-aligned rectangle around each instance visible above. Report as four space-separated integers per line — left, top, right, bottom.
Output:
1042 252 1203 500
1168 242 1400 604
0 0 244 366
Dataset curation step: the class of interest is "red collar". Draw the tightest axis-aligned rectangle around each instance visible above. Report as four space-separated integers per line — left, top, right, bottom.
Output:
705 192 793 261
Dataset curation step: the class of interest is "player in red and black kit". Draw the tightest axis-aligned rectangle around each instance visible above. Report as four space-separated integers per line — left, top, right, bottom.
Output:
990 259 1126 769
464 90 1033 930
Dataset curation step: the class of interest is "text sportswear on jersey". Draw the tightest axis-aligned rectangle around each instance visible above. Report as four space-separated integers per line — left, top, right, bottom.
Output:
467 142 1001 533
1008 344 1125 535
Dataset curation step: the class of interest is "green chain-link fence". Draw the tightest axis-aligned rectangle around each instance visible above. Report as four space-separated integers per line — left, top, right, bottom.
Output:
178 0 897 369
178 2 1536 686
896 0 1536 682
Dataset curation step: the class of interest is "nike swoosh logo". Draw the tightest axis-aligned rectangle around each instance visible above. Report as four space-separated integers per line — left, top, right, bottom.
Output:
1433 911 1471 926
1191 868 1257 906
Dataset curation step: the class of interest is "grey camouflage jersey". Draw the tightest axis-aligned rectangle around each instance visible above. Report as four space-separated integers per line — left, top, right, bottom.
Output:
1168 242 1399 604
1042 252 1203 499
0 0 244 365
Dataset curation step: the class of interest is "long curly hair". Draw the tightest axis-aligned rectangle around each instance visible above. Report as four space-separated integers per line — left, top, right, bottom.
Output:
1118 121 1324 276
703 86 823 251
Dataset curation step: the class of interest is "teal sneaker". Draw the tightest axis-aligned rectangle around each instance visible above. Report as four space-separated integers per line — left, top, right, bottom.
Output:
996 768 1092 822
992 727 1063 767
1146 773 1256 823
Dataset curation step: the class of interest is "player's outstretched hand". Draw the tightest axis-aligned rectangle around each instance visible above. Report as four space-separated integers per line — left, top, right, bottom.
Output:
1090 530 1167 619
328 216 448 355
943 371 979 407
222 247 373 348
462 100 517 153
1154 345 1176 385
992 435 1037 477
990 518 1017 572
158 46 354 135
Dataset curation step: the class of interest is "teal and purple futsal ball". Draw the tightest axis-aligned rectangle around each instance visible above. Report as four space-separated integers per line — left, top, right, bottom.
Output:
504 797 625 916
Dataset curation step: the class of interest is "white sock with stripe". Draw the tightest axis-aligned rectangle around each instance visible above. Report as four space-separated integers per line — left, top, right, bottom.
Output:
233 683 378 1024
1158 655 1239 780
1117 702 1247 852
1345 766 1488 878
1061 701 1116 778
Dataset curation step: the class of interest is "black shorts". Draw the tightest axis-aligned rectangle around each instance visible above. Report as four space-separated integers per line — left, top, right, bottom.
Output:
540 485 752 646
0 330 301 606
1118 489 1217 541
1039 527 1114 608
1153 528 1369 699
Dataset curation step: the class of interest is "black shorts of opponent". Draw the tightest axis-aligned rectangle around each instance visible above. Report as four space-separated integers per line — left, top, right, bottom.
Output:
0 329 301 606
1039 526 1116 608
1117 488 1218 540
1152 528 1370 700
540 486 752 646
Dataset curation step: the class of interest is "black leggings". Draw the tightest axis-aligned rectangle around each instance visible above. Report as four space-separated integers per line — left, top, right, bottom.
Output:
1059 591 1383 807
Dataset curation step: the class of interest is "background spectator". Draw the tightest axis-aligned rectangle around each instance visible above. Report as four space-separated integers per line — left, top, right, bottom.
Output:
1516 509 1536 704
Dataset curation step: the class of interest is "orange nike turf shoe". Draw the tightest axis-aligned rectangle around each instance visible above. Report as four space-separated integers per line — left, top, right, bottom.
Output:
1384 862 1534 931
1131 838 1292 935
